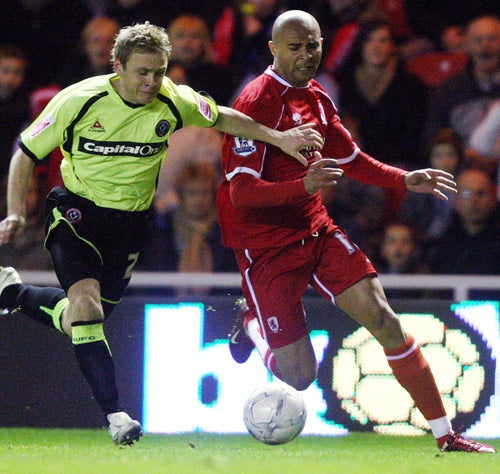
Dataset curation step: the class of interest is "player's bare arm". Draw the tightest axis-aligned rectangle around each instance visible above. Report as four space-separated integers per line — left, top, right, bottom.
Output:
404 169 457 200
0 148 33 245
215 105 324 165
303 154 343 194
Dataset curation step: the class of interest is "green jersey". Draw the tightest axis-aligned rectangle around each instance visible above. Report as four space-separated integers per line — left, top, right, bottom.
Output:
20 75 219 211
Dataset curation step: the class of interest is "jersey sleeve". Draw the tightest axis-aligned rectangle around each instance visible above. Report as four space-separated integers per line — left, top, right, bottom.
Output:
174 84 219 128
221 85 279 180
229 173 309 208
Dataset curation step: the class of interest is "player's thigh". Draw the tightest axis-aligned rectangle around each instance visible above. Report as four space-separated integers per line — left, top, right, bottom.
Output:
235 245 313 349
46 221 103 292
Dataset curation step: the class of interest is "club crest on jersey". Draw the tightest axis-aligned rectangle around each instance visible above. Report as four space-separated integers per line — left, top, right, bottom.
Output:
267 316 280 333
155 120 170 137
65 208 82 224
30 115 55 137
292 111 303 125
233 137 257 156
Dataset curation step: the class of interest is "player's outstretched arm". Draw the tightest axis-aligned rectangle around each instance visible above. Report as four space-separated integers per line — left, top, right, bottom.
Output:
215 106 323 165
0 149 34 245
404 168 457 200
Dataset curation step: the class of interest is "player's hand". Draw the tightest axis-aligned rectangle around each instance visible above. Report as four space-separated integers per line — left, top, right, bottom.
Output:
0 214 25 246
404 169 457 200
304 154 344 194
278 123 324 166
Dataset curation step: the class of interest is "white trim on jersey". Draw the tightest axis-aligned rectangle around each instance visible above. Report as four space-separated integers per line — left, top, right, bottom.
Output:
226 166 261 181
334 146 361 164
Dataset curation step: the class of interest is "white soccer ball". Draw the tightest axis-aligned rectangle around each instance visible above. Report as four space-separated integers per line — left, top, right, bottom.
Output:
243 382 307 445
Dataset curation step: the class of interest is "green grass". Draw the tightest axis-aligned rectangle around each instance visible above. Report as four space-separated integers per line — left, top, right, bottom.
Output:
0 429 498 474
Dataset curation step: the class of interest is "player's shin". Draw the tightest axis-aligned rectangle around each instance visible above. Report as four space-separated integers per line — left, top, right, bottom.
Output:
71 321 122 415
11 284 68 331
385 334 451 437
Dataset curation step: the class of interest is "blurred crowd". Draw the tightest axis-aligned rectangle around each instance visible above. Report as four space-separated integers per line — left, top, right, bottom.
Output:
0 0 498 285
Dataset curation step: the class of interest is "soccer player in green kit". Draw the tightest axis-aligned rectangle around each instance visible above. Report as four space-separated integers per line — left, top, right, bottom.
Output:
0 22 323 445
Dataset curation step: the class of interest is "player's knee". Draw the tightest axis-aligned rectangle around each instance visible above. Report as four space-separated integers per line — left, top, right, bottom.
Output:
367 306 405 345
280 365 317 391
67 292 104 323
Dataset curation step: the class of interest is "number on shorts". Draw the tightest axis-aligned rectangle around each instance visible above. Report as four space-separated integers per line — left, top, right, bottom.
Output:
124 252 140 279
334 231 355 255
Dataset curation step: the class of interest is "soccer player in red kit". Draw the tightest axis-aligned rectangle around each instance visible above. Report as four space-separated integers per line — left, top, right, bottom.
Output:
217 10 496 453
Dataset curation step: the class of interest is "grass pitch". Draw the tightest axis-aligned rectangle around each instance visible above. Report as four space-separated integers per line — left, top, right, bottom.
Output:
0 429 498 474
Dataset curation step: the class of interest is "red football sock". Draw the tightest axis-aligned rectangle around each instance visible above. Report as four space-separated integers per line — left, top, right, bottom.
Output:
385 334 447 422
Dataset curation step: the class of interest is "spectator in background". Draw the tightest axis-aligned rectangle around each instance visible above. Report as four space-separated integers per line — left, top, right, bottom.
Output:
428 167 499 275
0 2 34 69
469 99 500 160
139 161 238 295
165 59 189 86
376 220 427 274
0 45 30 214
336 19 428 169
441 25 467 54
59 16 121 87
29 0 94 87
104 0 178 28
400 128 464 243
375 219 440 299
168 14 233 105
404 1 499 52
0 172 52 270
335 19 428 223
213 0 287 91
314 0 385 77
423 16 500 153
468 99 500 200
155 126 224 214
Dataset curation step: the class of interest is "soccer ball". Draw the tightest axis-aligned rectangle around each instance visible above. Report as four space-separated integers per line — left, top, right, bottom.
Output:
243 382 307 445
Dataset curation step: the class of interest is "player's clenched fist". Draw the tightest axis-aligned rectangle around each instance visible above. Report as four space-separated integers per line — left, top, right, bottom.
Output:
0 214 24 245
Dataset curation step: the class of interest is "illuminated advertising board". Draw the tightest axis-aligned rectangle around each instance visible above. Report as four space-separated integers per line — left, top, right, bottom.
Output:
143 298 499 438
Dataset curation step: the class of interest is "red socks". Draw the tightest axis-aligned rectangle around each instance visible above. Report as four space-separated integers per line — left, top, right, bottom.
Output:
385 335 447 422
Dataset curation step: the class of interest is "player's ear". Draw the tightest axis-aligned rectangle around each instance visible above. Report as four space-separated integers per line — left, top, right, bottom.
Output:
114 59 123 75
268 40 275 57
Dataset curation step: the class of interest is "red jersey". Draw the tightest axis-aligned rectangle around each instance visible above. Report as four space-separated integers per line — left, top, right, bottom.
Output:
217 67 407 249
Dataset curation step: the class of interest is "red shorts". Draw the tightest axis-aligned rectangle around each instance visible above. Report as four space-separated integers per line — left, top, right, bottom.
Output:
234 225 376 349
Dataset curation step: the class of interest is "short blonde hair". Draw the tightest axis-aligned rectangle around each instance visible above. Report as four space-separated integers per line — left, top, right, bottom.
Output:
111 22 171 68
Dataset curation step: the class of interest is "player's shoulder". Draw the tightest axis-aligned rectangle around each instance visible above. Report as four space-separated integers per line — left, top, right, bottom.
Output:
52 74 115 106
309 78 338 112
233 72 282 114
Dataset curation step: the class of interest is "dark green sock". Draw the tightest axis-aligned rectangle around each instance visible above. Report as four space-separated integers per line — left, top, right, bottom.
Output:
72 321 121 415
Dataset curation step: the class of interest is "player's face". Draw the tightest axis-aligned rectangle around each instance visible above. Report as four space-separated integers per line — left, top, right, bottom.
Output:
269 23 322 87
114 51 168 105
